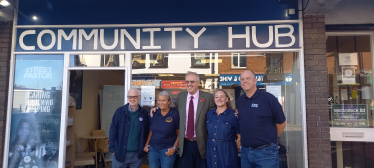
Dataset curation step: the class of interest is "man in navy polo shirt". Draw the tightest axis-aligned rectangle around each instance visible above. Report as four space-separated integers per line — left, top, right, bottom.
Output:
237 70 287 168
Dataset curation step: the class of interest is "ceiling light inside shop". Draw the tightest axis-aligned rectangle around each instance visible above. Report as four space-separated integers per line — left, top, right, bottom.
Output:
0 0 10 7
32 16 38 20
158 74 174 76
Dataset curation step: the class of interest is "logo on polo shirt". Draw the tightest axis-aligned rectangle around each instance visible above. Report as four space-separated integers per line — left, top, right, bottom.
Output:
166 117 172 122
251 103 258 108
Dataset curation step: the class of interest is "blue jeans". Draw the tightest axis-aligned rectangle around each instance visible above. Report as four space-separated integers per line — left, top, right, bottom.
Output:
148 146 176 168
112 152 143 168
241 143 279 168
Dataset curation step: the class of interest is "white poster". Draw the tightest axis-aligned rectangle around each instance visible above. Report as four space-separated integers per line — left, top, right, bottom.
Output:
339 53 358 65
341 89 348 100
341 66 356 84
141 86 155 106
102 85 124 137
266 85 282 104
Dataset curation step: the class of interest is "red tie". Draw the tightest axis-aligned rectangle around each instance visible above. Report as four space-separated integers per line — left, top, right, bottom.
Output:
187 96 194 139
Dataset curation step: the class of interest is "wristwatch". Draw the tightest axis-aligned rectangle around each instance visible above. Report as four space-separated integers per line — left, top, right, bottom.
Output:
172 146 177 150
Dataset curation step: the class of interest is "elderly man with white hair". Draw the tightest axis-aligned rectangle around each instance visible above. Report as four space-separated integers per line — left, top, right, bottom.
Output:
109 88 150 168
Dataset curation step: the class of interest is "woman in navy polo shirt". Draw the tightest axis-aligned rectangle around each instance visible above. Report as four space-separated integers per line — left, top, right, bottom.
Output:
206 89 241 168
144 91 180 168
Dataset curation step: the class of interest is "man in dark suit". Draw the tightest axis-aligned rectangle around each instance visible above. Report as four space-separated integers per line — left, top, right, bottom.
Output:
151 71 215 168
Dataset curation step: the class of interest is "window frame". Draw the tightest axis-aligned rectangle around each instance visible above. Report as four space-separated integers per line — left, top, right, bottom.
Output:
231 53 247 69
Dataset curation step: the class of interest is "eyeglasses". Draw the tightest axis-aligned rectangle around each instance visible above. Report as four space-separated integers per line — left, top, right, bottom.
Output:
127 96 139 99
185 81 197 84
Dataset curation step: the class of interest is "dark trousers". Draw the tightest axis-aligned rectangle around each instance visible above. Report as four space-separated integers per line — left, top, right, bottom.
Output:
180 140 207 168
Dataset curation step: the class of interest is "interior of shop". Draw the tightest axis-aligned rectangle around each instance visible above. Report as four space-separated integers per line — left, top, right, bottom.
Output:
66 70 125 168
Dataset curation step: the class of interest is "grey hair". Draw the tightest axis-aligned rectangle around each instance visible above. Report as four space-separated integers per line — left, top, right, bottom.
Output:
185 71 200 81
158 91 175 108
128 88 141 96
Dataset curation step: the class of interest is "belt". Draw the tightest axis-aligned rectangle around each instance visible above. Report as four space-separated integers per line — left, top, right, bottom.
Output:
247 143 274 149
184 138 197 141
209 138 235 142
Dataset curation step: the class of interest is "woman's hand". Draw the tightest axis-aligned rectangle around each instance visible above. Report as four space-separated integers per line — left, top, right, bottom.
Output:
150 107 158 117
165 147 176 156
144 145 149 152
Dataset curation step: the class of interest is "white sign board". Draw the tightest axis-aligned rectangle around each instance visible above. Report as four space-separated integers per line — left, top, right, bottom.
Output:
266 85 282 104
342 66 356 84
102 85 124 137
141 86 155 106
339 53 358 66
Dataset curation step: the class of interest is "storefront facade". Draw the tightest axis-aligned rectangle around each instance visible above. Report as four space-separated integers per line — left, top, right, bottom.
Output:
0 0 335 167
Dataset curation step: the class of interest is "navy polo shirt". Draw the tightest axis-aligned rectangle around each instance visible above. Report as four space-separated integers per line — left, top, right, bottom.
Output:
237 89 286 148
150 108 180 150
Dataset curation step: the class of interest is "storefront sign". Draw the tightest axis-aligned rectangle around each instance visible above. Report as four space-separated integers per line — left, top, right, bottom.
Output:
219 74 293 86
8 55 64 168
16 23 299 51
331 104 368 127
131 80 161 89
162 81 186 89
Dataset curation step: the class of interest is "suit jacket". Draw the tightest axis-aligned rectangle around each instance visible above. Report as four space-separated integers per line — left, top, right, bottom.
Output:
177 90 215 159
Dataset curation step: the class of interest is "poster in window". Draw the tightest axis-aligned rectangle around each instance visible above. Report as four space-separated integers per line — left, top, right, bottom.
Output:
132 54 146 69
341 66 356 84
191 53 210 68
150 54 168 68
101 54 119 67
339 53 358 66
9 55 63 168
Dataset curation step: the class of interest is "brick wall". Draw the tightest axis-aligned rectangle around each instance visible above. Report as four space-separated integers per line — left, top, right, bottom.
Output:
0 21 12 167
304 15 332 168
283 52 294 73
218 53 266 74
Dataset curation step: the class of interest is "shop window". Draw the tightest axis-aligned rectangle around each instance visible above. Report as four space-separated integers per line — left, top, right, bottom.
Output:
266 53 284 74
191 53 210 68
132 52 303 168
8 55 64 168
326 35 373 128
70 54 125 67
132 54 146 69
150 54 168 68
231 53 247 68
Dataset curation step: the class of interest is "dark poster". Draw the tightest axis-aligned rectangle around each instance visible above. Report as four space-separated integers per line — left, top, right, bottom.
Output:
69 70 83 109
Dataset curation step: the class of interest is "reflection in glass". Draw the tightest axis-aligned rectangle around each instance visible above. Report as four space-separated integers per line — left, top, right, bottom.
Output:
101 55 119 67
326 35 373 128
9 55 63 168
132 54 146 69
150 54 168 68
70 54 124 67
131 52 303 168
332 141 374 168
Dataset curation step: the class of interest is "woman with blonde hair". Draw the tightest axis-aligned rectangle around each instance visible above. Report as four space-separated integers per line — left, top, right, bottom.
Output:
206 89 240 168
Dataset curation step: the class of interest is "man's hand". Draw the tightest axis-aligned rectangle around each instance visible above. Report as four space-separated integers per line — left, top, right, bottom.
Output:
112 151 115 155
150 107 158 118
144 145 149 152
234 109 238 118
165 147 176 156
